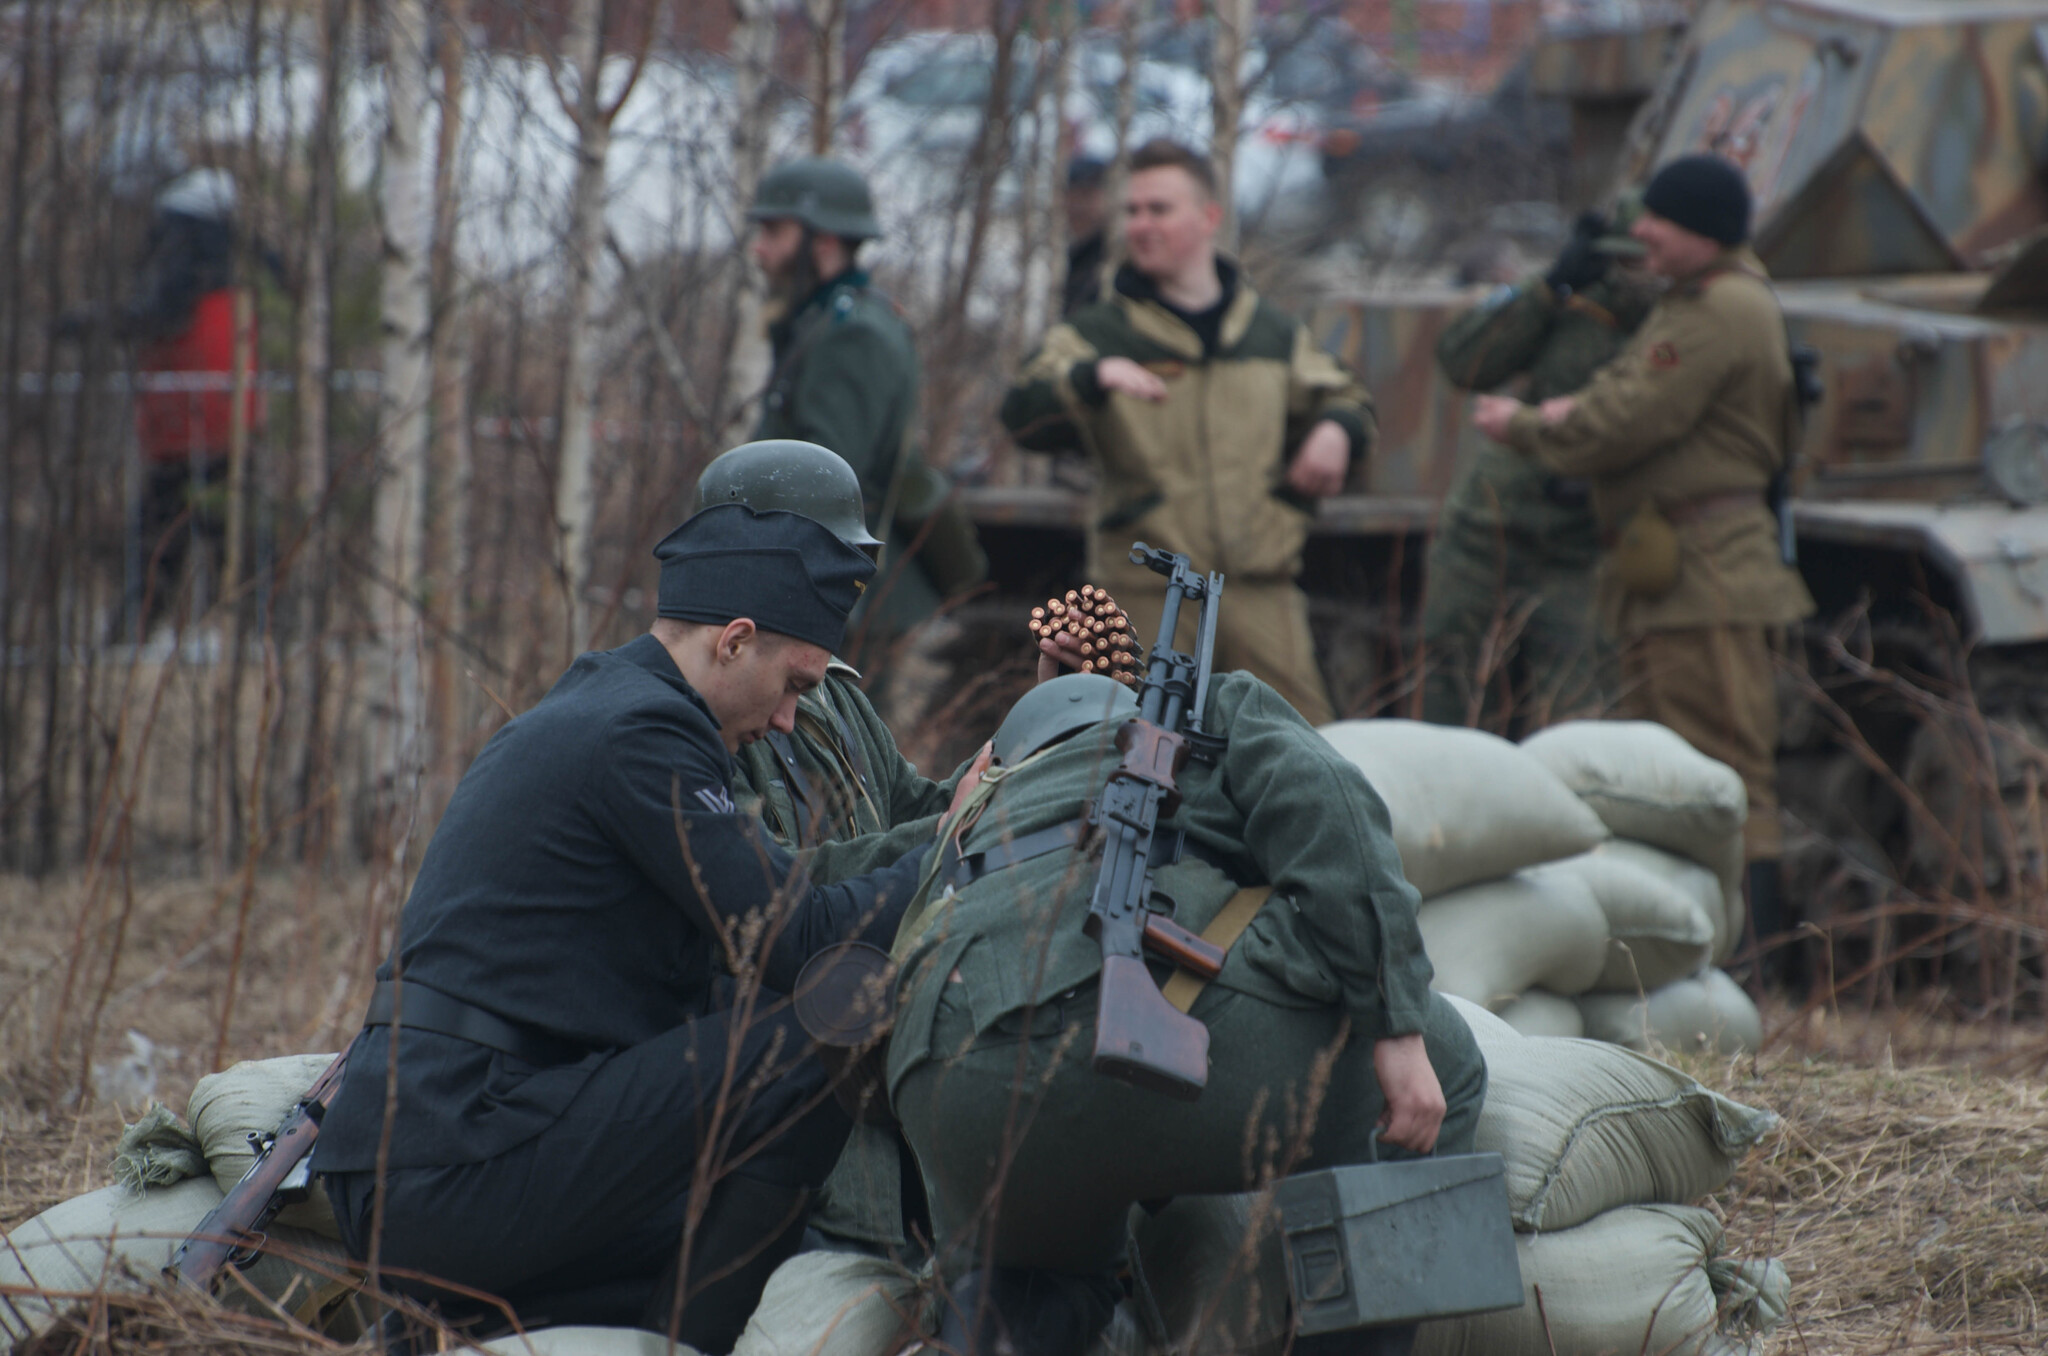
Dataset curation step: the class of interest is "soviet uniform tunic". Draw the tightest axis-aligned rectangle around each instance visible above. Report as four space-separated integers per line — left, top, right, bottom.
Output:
732 661 954 1251
1423 273 1655 730
1503 248 1814 858
885 672 1486 1275
1000 260 1376 726
755 270 938 655
313 635 930 1327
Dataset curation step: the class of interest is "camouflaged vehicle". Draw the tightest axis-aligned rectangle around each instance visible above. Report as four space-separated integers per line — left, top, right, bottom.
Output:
962 0 2048 904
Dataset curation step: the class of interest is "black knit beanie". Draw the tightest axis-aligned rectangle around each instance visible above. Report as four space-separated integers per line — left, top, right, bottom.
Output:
1641 154 1751 247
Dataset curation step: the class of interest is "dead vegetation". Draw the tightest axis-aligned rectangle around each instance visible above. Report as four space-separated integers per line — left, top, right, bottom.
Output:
4 872 2047 1355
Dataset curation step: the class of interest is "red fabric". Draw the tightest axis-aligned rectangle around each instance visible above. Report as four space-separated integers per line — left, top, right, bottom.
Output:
135 288 263 463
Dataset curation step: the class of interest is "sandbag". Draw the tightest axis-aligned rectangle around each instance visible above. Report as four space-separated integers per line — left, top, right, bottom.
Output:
1415 1204 1790 1356
1495 990 1585 1039
732 1249 923 1356
1417 871 1609 1009
1596 839 1740 971
1521 721 1745 867
1579 969 1764 1056
188 1053 341 1239
1319 720 1608 897
484 1330 704 1355
1130 1193 1289 1356
1442 993 1521 1050
0 1179 369 1343
1541 851 1717 993
1475 1038 1777 1232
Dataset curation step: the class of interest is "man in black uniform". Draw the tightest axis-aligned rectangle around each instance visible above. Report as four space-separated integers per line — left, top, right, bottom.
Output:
313 505 940 1350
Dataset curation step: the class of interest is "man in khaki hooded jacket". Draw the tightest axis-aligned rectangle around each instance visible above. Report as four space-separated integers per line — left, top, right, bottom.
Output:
999 139 1375 726
1473 153 1813 976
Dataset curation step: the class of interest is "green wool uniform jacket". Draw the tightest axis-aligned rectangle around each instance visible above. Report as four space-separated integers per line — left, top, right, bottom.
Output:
999 259 1375 580
1434 274 1657 566
755 270 940 630
733 662 951 863
885 671 1435 1101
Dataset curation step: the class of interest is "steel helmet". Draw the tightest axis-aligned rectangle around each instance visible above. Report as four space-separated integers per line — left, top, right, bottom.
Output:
693 440 883 550
747 157 883 240
992 673 1139 766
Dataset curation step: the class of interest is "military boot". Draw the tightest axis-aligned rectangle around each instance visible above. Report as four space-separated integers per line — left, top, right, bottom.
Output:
935 1267 1121 1356
641 1175 812 1353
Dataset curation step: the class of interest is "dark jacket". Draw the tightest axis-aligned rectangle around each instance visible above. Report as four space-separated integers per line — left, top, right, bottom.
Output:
315 634 928 1171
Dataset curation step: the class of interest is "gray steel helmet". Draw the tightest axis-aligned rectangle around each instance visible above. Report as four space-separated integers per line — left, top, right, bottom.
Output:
694 439 884 550
993 673 1138 765
747 157 882 240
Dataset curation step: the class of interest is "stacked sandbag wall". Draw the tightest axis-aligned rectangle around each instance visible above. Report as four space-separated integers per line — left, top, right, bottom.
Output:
1318 719 1764 1055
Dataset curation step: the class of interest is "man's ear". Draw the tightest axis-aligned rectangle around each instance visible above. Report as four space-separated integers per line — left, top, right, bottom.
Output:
1201 197 1224 232
716 618 759 661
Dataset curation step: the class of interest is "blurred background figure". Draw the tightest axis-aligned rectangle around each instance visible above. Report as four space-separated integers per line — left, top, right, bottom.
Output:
1062 155 1110 317
56 168 268 632
1420 196 1659 733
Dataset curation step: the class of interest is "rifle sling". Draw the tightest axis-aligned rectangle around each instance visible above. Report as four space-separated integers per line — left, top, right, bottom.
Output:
364 980 589 1067
1161 886 1273 1014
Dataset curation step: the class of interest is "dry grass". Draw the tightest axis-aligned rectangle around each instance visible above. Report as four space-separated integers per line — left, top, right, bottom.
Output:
7 875 2048 1354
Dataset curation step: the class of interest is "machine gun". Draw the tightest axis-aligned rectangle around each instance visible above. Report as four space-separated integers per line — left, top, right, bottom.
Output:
1083 544 1224 1100
168 1050 348 1292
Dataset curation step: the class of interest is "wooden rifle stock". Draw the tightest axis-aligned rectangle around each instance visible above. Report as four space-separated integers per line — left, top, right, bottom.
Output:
1142 913 1225 979
169 1050 349 1292
1085 543 1225 1099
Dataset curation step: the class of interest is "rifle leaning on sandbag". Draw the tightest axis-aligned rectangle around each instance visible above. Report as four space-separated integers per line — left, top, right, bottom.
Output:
1084 543 1228 1101
167 1050 349 1292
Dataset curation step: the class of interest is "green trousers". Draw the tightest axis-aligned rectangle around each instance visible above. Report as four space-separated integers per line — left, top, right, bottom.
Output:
894 981 1486 1276
1419 517 1607 733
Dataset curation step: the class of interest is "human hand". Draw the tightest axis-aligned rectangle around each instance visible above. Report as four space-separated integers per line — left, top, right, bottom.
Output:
1544 209 1611 294
1373 1033 1447 1154
1471 394 1524 443
944 742 995 828
1538 395 1577 425
1284 420 1351 498
1036 630 1091 682
1095 357 1169 401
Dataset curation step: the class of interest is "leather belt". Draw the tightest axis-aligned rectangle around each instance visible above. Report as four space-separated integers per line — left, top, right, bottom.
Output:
1662 489 1765 526
363 979 590 1067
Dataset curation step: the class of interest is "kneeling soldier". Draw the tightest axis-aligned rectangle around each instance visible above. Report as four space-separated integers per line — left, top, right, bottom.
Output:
886 670 1488 1356
314 506 946 1349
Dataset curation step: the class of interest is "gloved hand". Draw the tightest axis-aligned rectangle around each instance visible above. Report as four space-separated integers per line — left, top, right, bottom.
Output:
1544 210 1612 294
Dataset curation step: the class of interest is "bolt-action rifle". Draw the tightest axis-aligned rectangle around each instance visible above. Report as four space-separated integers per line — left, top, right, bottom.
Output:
167 1050 349 1292
1084 544 1227 1100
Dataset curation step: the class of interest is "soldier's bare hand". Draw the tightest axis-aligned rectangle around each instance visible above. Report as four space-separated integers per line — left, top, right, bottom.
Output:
946 742 995 824
1538 395 1577 425
1470 394 1523 443
1095 357 1169 402
1036 630 1091 682
1373 1033 1447 1154
1285 421 1351 498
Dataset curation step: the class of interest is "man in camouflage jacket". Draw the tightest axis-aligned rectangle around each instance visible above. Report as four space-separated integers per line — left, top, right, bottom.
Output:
1000 140 1375 726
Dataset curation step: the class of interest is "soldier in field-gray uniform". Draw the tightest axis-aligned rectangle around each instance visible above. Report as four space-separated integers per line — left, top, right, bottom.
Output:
885 671 1488 1356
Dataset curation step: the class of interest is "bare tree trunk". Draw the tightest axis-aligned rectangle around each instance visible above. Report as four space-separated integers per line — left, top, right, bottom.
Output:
551 0 611 653
373 0 431 821
1103 0 1142 294
294 0 348 864
424 0 471 820
718 0 777 445
1032 0 1079 336
805 0 845 155
1209 0 1254 253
